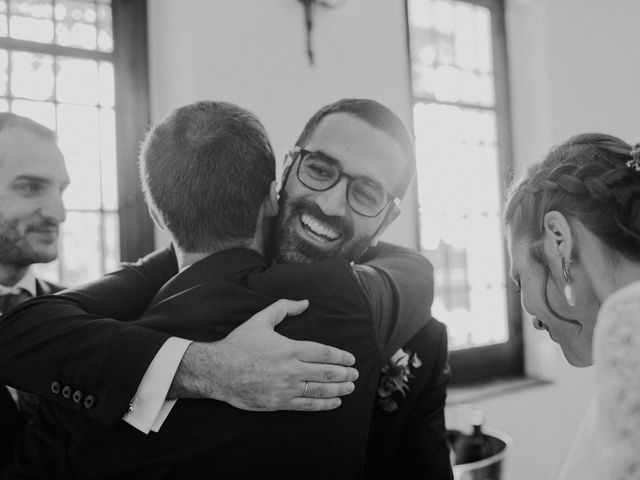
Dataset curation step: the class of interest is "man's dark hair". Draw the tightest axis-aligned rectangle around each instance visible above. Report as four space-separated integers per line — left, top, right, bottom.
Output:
0 112 56 141
295 99 416 196
139 101 275 252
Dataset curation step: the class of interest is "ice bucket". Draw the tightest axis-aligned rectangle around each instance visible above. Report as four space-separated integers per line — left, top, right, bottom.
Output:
448 428 511 480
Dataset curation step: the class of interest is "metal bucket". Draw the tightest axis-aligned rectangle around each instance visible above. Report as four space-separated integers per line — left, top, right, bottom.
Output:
448 428 512 480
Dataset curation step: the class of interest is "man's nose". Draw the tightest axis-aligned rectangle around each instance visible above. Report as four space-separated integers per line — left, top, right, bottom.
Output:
315 178 348 217
41 190 66 223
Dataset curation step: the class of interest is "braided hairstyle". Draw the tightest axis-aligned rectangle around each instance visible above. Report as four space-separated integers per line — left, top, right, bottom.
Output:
504 133 640 324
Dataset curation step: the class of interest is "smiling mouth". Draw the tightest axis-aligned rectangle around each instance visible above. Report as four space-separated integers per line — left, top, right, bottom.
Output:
299 213 341 243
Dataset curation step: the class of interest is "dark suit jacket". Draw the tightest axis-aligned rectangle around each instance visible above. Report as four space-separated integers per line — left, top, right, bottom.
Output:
0 245 452 479
365 320 451 479
0 278 61 472
8 249 387 479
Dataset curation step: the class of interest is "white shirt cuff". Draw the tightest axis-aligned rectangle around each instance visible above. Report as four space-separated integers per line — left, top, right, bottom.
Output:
122 337 192 434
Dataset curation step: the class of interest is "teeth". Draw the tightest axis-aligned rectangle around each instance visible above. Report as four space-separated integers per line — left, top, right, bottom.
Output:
301 214 339 240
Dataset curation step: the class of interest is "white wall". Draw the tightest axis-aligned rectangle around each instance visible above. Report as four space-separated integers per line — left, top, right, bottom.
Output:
147 0 640 478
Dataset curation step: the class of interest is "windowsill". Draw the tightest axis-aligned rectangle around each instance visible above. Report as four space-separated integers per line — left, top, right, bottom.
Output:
447 376 552 405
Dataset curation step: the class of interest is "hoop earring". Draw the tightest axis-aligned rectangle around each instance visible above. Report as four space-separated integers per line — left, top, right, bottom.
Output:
562 258 576 307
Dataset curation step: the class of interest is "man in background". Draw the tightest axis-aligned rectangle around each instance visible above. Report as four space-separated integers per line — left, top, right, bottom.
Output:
0 113 68 468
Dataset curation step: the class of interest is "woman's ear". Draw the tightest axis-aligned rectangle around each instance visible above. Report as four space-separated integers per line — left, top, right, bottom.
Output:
263 180 279 219
542 211 574 260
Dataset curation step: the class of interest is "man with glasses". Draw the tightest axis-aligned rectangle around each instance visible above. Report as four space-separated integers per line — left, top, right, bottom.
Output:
273 100 451 478
0 99 451 478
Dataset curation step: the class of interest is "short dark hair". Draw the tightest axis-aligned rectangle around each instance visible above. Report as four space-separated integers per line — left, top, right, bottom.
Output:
139 101 275 252
295 99 416 196
0 112 56 141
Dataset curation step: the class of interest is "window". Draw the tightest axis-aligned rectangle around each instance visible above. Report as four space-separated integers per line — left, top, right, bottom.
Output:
0 0 153 286
407 0 522 383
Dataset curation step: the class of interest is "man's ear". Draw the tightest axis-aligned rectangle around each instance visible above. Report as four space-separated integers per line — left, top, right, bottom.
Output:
278 151 295 192
148 205 166 230
370 206 401 247
262 180 279 219
542 211 574 260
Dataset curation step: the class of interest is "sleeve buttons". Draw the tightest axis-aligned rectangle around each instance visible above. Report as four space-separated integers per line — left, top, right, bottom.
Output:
50 381 61 395
83 395 96 409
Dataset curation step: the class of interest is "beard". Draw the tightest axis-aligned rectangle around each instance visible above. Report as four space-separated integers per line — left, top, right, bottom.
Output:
271 191 372 264
0 216 59 267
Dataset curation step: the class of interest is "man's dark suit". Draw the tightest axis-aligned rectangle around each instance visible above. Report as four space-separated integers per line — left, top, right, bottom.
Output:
0 278 60 471
7 249 404 479
0 245 452 479
366 320 451 478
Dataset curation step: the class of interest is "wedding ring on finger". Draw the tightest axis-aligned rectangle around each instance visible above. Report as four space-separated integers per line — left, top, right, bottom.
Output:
302 381 309 398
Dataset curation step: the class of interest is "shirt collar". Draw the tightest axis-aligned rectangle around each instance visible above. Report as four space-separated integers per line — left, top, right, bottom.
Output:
0 269 37 297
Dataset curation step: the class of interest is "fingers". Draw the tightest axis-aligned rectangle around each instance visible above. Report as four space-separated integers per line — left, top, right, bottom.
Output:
296 341 356 366
249 299 310 328
301 364 359 383
288 397 343 411
301 381 355 399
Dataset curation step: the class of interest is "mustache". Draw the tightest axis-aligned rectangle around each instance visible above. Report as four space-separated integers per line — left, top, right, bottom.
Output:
26 219 59 232
290 199 353 238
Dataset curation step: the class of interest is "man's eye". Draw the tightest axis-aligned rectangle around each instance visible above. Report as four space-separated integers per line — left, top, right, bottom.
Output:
308 165 331 176
351 184 379 205
15 182 44 195
305 160 334 180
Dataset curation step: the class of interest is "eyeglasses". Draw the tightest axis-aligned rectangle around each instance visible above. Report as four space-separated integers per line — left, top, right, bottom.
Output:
293 147 400 217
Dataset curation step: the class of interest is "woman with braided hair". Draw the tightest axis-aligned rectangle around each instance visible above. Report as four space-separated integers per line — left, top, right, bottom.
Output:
504 133 640 479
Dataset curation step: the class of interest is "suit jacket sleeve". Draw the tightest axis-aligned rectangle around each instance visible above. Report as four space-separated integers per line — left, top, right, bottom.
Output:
357 242 434 359
358 243 452 479
0 247 179 425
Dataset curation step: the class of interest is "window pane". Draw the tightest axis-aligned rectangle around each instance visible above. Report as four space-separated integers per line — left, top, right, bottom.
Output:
57 104 101 210
54 0 97 50
0 1 8 37
10 98 54 129
98 61 113 107
11 50 54 100
409 0 495 107
414 102 509 350
9 0 53 43
96 3 112 52
59 211 102 286
476 7 493 73
0 98 8 111
100 107 117 210
56 56 98 105
103 211 119 273
0 49 7 95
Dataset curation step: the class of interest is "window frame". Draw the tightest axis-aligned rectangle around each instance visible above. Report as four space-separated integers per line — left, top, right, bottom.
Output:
112 0 154 262
404 0 523 384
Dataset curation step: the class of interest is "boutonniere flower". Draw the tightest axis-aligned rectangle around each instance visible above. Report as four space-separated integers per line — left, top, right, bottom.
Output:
377 347 422 412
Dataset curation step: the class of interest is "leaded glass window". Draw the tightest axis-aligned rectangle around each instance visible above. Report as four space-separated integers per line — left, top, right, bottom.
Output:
0 0 127 286
408 0 522 381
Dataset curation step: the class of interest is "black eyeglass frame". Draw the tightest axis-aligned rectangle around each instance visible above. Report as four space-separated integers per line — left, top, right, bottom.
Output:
293 146 401 218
